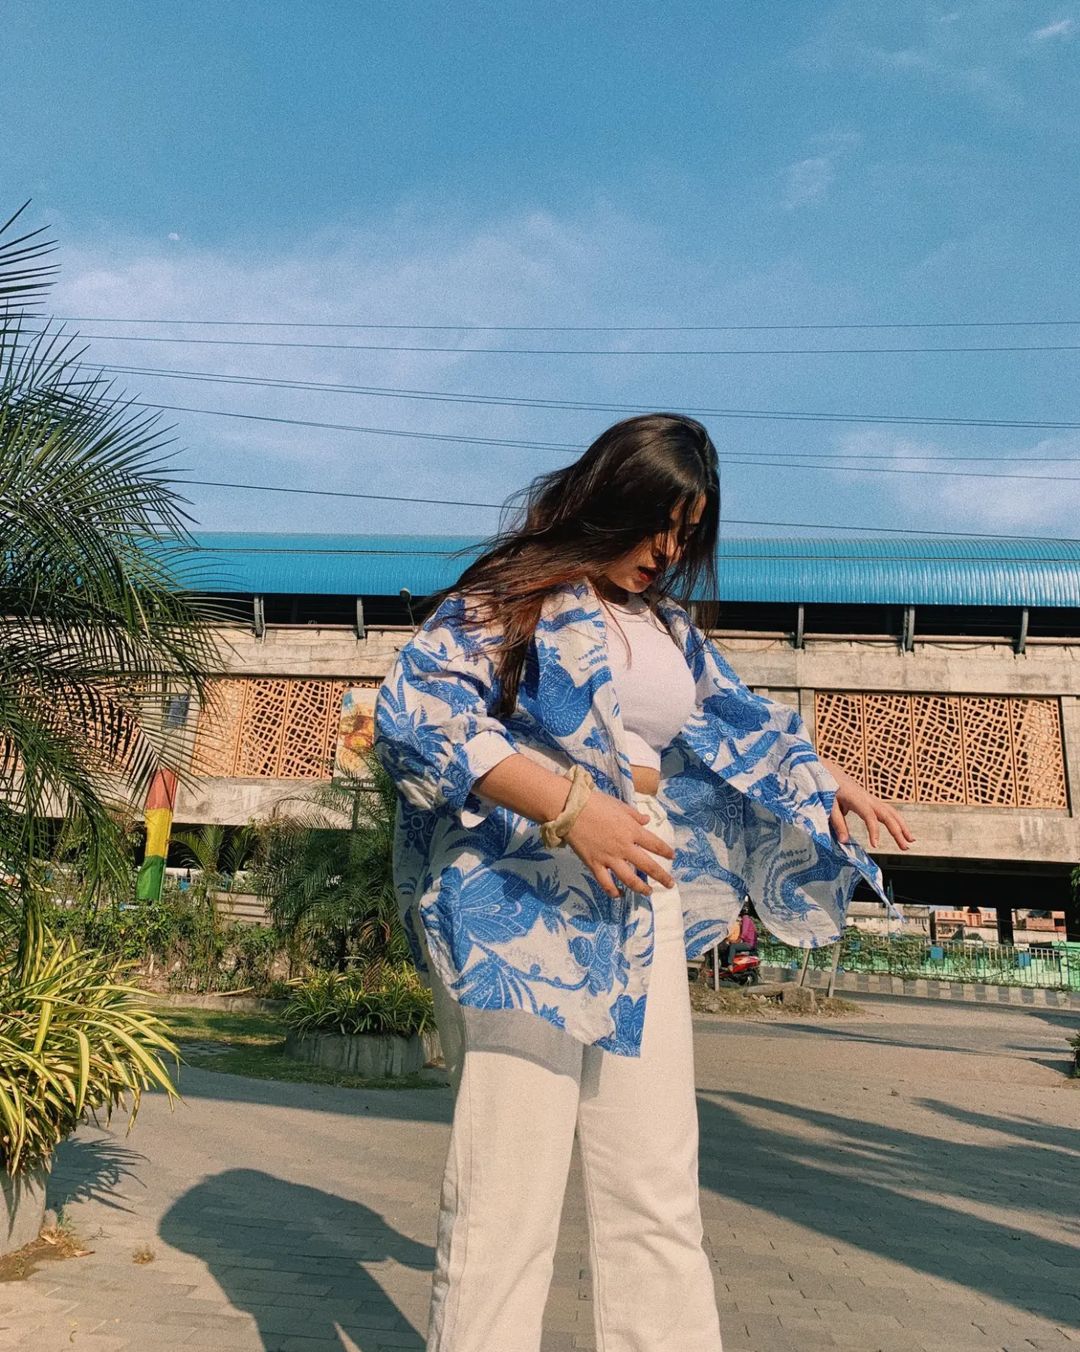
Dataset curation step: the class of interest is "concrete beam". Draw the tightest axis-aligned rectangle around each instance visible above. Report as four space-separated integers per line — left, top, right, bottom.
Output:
837 804 1078 867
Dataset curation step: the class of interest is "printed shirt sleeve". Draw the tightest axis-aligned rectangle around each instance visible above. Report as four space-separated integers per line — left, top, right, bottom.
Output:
691 633 839 806
681 627 889 915
373 592 519 827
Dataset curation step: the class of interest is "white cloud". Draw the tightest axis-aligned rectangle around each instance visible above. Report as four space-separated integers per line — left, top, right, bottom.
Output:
780 130 861 210
43 207 731 534
827 428 1076 534
782 156 835 210
1030 18 1075 40
167 232 181 242
792 1 1033 111
809 129 864 153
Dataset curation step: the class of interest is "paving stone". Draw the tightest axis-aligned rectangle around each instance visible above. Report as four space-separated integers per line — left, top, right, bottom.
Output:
3 997 1075 1352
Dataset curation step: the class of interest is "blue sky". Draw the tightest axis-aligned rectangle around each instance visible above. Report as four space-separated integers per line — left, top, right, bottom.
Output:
4 0 1079 541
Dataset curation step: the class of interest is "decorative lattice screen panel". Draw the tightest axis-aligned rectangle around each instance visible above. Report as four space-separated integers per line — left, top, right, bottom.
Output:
192 678 354 779
813 692 1068 809
910 696 966 804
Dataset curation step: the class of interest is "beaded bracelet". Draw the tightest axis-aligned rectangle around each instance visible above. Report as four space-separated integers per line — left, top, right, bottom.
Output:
539 763 595 848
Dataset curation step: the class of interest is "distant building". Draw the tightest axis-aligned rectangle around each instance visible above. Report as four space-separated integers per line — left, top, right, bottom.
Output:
848 901 1066 944
163 532 1080 937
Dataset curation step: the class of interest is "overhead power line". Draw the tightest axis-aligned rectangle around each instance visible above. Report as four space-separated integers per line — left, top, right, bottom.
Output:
179 476 1080 546
186 538 1080 559
54 314 1080 332
27 328 1080 355
131 401 1080 463
184 480 500 511
101 364 1080 433
121 400 1079 480
186 540 1080 563
720 460 1071 483
135 403 575 452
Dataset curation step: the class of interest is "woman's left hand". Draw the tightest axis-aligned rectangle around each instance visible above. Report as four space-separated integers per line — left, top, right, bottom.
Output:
821 759 916 851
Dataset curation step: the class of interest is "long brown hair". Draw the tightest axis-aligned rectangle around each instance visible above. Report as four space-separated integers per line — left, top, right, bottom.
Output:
424 413 721 717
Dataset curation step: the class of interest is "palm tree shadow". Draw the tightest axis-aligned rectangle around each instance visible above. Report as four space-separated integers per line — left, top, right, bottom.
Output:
160 1168 431 1350
48 1137 147 1214
697 1091 1080 1327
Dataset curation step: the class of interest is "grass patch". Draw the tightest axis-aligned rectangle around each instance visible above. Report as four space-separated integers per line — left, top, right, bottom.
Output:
147 999 445 1092
153 1003 285 1046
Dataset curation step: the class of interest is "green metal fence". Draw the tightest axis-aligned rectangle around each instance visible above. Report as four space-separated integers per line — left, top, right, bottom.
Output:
758 931 1080 992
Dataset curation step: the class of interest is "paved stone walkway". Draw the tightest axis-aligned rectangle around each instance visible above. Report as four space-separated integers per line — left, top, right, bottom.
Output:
1 995 1077 1352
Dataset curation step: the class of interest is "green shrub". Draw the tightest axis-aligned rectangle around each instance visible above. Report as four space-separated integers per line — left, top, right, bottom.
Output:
48 886 289 995
0 926 180 1175
283 963 434 1038
1070 1030 1079 1077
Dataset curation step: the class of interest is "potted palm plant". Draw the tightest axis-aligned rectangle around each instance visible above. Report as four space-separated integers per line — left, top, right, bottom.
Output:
0 202 219 1252
0 935 182 1252
281 962 436 1077
253 757 410 973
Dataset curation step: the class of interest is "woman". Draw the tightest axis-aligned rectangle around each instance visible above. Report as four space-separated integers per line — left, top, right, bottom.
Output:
720 903 758 968
373 413 914 1352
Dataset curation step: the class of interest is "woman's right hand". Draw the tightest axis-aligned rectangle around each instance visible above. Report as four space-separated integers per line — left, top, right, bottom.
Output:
564 791 676 898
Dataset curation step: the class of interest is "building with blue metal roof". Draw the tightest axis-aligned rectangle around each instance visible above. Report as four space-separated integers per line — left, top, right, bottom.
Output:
181 531 1080 610
169 529 1078 933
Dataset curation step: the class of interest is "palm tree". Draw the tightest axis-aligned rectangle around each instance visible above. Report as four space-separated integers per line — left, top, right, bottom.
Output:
0 200 222 1186
252 750 410 976
0 200 220 969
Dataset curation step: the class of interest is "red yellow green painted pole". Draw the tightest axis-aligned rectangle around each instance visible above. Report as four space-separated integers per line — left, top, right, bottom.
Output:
136 767 178 902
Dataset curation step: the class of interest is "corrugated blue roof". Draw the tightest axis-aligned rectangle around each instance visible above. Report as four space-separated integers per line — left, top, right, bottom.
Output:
173 532 1080 608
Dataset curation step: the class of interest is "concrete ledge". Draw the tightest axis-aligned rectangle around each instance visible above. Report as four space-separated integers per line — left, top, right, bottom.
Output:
144 993 288 1014
283 1029 428 1077
760 963 1080 1010
1 1159 50 1257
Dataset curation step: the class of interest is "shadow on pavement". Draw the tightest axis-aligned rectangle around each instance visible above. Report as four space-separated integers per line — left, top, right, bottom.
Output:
163 1061 454 1124
696 1004 1074 1070
48 1136 148 1215
698 1090 1080 1328
914 1100 1080 1156
160 1168 431 1349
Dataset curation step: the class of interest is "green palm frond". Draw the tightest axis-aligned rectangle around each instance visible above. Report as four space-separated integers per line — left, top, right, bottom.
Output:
252 750 408 971
0 202 58 319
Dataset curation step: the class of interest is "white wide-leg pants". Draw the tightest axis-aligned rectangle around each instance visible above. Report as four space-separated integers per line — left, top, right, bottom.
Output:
418 790 723 1352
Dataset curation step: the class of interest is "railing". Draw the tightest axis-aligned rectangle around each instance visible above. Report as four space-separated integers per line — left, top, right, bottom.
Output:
758 931 1080 992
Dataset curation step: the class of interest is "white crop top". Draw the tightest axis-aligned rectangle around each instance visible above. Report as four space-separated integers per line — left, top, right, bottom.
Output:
602 593 698 772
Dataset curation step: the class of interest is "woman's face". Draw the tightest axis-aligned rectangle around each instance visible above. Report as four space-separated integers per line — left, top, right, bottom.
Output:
598 493 707 596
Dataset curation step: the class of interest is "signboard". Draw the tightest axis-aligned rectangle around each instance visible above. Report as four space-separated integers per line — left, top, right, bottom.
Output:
335 686 378 776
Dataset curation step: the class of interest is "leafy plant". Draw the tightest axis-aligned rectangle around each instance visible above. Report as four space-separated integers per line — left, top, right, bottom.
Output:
0 924 181 1175
252 752 410 973
172 823 257 894
283 963 434 1038
47 883 289 994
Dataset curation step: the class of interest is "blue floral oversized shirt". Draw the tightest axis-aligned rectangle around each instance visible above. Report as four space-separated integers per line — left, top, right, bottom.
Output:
373 580 887 1057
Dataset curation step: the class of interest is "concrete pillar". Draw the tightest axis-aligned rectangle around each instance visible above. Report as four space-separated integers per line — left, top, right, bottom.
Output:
1061 695 1080 818
799 687 816 741
1060 695 1080 943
